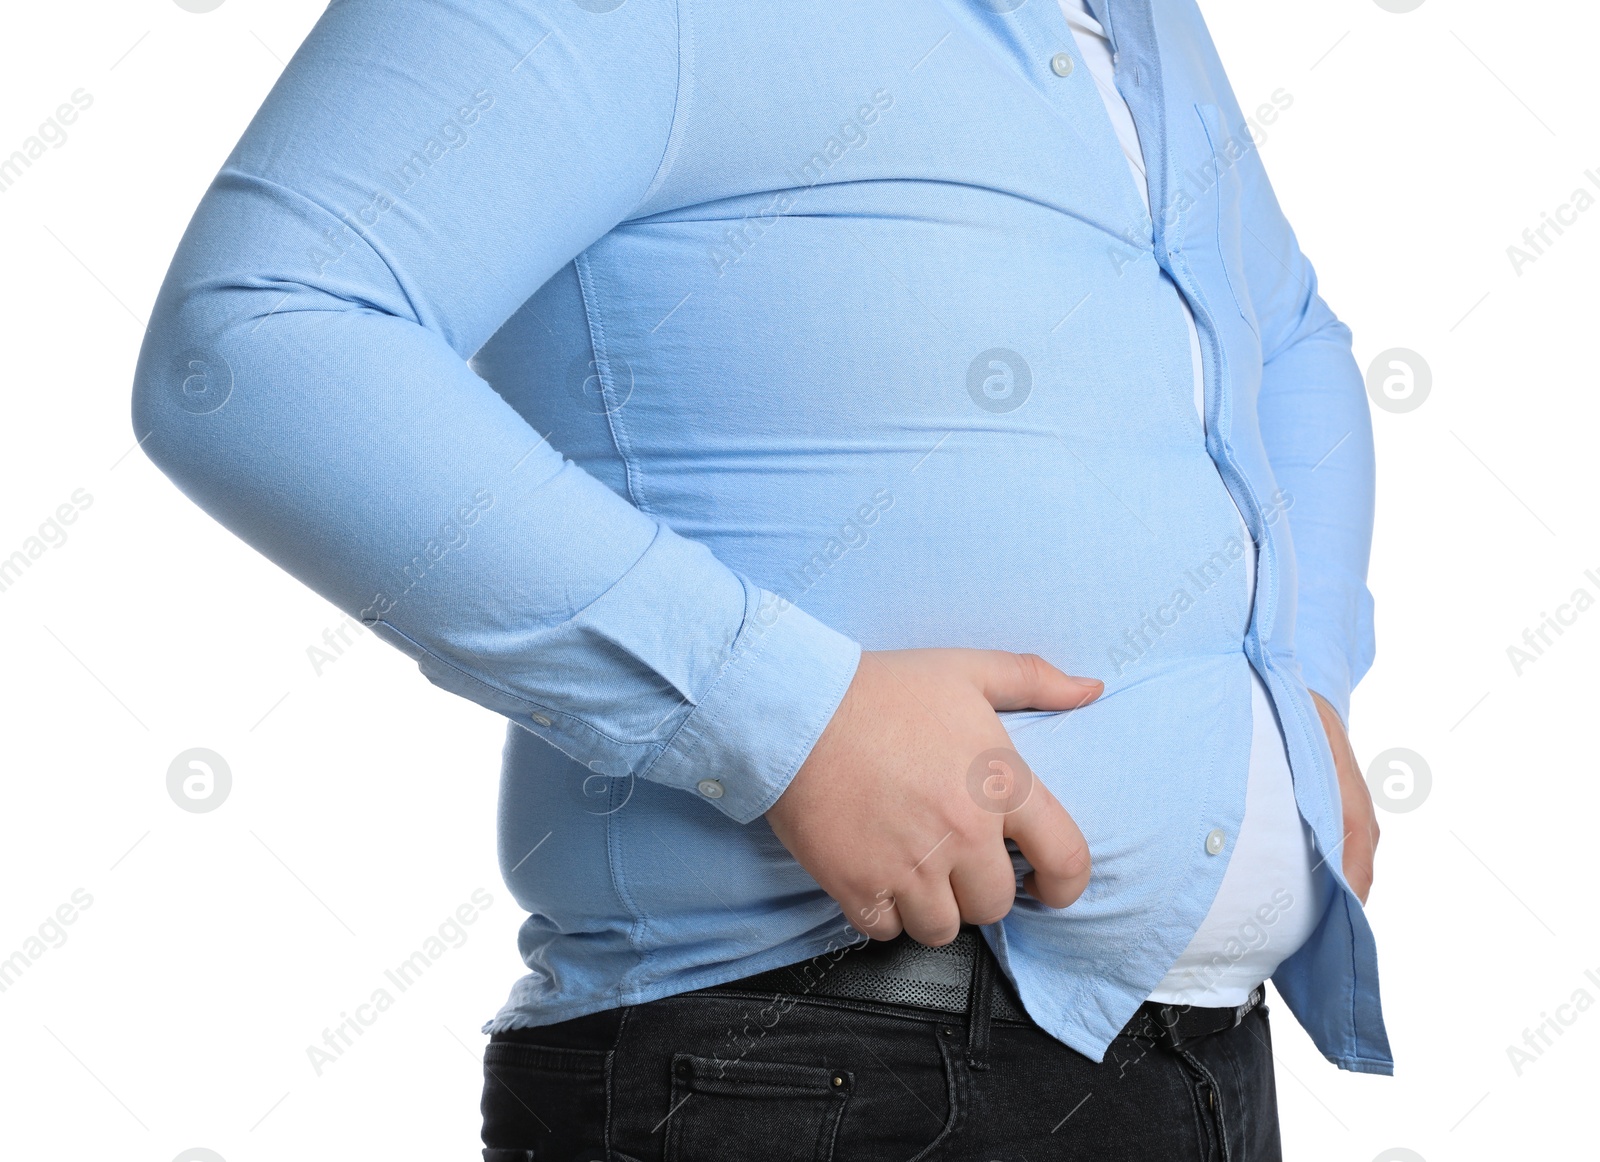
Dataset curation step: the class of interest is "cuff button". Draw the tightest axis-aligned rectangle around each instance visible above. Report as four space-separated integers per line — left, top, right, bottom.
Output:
696 779 725 799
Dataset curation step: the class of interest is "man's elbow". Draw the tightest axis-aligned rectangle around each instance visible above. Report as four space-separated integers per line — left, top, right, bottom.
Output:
129 278 241 495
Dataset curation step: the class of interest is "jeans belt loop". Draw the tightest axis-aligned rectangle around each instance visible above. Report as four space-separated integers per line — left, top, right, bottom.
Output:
1155 1002 1185 1052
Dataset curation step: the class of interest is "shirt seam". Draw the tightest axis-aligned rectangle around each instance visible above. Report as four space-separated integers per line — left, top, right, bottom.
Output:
574 251 648 513
607 790 654 984
1129 671 1233 1006
635 584 757 787
630 0 689 217
217 167 432 337
372 619 661 752
1194 101 1262 341
1260 649 1366 1053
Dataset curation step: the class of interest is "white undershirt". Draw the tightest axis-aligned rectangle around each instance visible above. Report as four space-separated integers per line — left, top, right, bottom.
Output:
1057 0 1326 1006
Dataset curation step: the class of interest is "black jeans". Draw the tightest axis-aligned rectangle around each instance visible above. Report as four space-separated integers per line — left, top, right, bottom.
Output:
481 969 1282 1161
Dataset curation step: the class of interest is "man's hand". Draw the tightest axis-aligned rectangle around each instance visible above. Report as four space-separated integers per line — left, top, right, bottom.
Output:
764 649 1102 946
1310 690 1379 904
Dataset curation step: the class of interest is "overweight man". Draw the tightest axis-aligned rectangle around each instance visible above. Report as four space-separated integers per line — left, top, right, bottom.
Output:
132 0 1390 1156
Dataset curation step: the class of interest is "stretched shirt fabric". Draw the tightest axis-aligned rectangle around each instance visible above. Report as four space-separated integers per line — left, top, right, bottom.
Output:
131 0 1390 1072
1056 0 1328 1008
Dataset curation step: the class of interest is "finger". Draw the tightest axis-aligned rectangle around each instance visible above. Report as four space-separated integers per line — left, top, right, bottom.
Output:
949 849 1019 926
843 890 904 942
893 879 963 947
971 650 1103 713
1342 830 1376 904
1004 783 1091 908
1343 859 1372 903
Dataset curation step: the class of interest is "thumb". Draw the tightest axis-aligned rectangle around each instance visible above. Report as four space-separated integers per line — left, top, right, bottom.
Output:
973 651 1103 712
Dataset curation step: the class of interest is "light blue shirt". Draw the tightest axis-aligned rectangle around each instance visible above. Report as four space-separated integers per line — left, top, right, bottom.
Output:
131 0 1390 1073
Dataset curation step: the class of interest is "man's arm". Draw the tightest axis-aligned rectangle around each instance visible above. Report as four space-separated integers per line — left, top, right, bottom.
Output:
1238 179 1377 726
131 0 858 824
1233 115 1380 896
131 0 1098 937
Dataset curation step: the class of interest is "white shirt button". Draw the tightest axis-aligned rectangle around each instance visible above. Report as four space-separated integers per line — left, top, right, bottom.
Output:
1205 828 1226 855
697 779 725 799
1050 52 1075 78
530 713 552 727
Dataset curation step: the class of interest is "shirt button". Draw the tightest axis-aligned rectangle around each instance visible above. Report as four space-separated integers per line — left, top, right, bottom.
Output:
1205 828 1226 855
529 713 552 727
1050 52 1075 77
697 778 725 799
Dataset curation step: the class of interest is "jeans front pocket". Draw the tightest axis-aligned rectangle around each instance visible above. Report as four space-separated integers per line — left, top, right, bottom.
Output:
664 1053 852 1162
481 1041 609 1161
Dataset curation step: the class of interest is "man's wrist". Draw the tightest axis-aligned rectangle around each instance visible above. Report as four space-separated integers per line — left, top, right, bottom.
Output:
643 583 862 824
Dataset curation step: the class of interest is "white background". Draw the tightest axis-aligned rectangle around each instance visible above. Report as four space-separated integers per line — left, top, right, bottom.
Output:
1 1 1594 1159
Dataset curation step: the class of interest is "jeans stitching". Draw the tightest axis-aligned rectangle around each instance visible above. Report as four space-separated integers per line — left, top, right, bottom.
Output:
1176 1043 1231 1162
902 1032 964 1162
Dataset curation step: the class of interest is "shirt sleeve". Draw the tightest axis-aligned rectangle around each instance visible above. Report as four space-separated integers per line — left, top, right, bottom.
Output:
129 0 862 823
1235 142 1377 727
